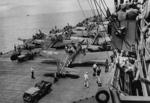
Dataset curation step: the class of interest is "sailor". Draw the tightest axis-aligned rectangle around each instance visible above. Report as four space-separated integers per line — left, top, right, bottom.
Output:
30 67 35 79
0 52 2 55
54 26 57 31
92 63 98 76
105 59 109 72
125 0 131 10
53 72 58 83
126 3 140 20
97 66 101 76
121 50 126 57
65 45 69 53
113 49 118 58
72 43 77 51
96 66 102 87
116 50 129 91
119 60 127 91
132 0 140 10
128 44 137 60
117 4 127 21
125 60 134 93
110 49 117 63
39 29 42 34
116 49 121 59
84 72 89 88
14 45 17 51
70 43 76 53
118 50 128 67
17 46 21 53
131 64 142 95
110 55 114 63
97 76 102 87
125 60 143 95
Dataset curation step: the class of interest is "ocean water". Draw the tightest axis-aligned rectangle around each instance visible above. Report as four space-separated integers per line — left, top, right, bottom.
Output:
0 11 92 52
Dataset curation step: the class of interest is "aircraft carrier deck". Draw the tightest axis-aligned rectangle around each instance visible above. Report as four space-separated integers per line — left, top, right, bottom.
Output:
0 51 113 103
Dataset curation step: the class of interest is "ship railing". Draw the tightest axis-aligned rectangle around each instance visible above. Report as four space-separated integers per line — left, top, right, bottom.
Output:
110 53 149 96
110 59 123 93
136 52 148 96
138 18 150 96
111 63 131 95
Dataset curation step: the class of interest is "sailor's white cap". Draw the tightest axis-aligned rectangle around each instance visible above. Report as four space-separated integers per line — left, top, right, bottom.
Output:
93 64 97 68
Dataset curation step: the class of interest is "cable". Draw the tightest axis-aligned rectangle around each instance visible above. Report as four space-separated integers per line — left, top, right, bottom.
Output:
94 0 108 33
98 0 119 30
102 0 109 9
93 0 101 17
100 0 111 17
94 0 107 18
92 0 117 59
77 0 87 18
93 0 109 38
87 0 95 16
123 39 131 50
87 0 94 16
99 0 107 13
94 0 107 29
90 0 97 15
95 0 120 39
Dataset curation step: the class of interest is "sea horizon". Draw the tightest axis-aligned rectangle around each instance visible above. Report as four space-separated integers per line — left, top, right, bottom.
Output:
0 10 92 52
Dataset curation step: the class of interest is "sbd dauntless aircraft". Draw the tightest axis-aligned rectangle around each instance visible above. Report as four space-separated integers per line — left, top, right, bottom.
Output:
40 39 111 78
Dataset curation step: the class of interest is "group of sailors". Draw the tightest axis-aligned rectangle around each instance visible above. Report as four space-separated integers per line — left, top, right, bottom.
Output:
93 64 102 87
109 0 141 30
83 63 102 88
113 44 143 96
115 0 142 13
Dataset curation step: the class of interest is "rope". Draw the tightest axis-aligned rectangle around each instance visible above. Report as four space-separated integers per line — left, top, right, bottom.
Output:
122 39 131 50
89 0 111 60
143 19 149 25
94 0 110 43
94 0 107 18
88 0 94 16
94 0 108 32
94 0 115 33
95 0 119 33
99 0 107 13
87 0 96 16
101 0 111 17
77 0 87 18
101 0 109 9
93 0 101 17
90 0 97 15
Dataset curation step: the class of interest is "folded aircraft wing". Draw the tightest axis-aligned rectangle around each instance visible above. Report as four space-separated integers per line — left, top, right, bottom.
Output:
72 51 112 66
